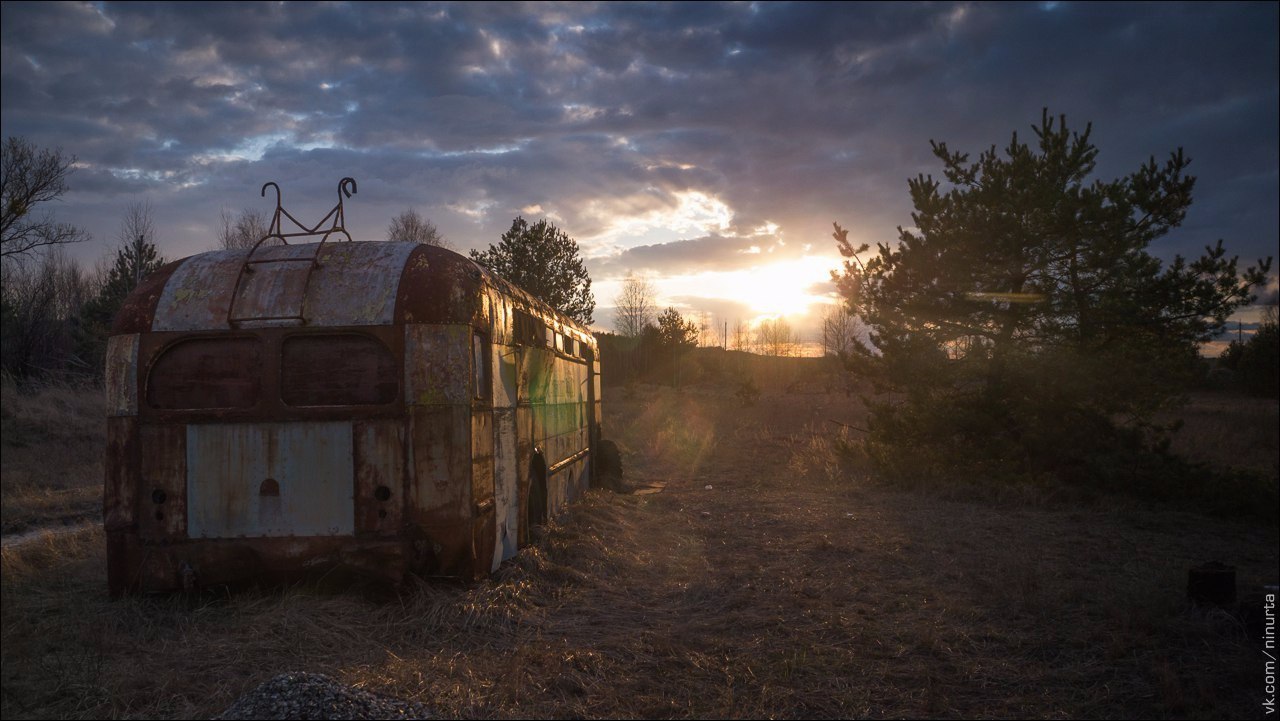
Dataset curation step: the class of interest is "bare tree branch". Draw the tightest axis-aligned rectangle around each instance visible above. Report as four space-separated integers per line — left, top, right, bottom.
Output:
1 137 89 261
387 208 447 247
217 208 273 250
614 273 657 337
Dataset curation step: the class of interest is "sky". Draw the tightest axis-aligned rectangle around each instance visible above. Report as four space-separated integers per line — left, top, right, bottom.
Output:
2 1 1277 348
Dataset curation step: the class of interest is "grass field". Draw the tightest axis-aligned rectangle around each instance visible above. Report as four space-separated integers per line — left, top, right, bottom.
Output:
1 380 1276 718
0 380 103 537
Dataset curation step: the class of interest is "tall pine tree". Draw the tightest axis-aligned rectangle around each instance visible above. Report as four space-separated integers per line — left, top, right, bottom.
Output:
470 217 594 325
833 109 1271 487
79 230 165 374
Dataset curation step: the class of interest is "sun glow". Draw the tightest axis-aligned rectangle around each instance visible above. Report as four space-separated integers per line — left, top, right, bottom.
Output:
659 255 838 320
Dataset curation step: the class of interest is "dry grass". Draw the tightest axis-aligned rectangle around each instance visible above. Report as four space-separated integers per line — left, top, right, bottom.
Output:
1 383 1275 719
0 378 104 535
1162 392 1279 481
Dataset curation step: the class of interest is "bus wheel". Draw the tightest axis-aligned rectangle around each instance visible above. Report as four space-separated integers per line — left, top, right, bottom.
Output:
527 469 548 539
597 439 623 491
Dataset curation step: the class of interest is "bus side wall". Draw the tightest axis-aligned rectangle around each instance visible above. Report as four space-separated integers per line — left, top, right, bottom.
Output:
486 289 593 572
519 341 590 521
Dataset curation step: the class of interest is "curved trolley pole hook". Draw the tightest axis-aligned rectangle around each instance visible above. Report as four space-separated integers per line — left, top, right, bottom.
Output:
240 176 359 271
229 176 361 326
260 182 284 242
322 176 358 244
338 177 357 200
320 177 357 243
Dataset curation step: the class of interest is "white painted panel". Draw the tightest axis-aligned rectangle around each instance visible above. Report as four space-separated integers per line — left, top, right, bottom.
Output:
187 422 354 538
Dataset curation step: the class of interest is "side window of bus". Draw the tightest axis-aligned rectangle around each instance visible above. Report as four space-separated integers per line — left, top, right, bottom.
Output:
148 337 263 409
281 334 397 407
473 332 491 400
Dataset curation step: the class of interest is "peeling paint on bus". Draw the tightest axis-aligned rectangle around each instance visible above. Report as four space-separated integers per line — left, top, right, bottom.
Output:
105 241 603 595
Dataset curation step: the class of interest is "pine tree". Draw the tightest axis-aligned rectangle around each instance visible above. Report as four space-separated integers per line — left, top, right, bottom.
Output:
79 231 165 374
470 216 594 325
833 109 1271 486
656 307 699 349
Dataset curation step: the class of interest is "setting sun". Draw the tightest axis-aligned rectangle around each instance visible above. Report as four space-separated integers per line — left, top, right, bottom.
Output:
657 255 839 323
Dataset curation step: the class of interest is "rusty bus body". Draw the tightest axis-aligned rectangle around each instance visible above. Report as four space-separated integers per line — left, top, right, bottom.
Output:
105 241 601 595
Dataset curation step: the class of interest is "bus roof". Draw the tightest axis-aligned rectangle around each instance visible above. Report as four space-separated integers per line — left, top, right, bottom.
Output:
112 241 594 345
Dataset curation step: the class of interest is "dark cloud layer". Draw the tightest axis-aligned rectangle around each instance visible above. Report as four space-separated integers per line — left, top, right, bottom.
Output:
2 1 1275 315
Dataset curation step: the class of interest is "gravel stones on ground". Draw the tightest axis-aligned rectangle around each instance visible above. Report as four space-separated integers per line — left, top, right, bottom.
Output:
215 672 433 720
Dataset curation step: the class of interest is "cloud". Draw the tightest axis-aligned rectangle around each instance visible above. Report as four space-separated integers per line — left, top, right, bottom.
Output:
588 232 813 280
0 0 1274 327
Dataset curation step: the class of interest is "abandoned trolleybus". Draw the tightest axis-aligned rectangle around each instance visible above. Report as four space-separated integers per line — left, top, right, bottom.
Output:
105 235 603 595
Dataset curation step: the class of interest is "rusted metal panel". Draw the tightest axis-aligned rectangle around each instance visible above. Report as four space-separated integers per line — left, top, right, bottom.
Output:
187 422 354 538
408 404 472 572
494 345 518 408
282 334 397 406
515 404 533 545
139 327 402 425
111 259 184 335
151 250 243 331
405 324 470 406
492 408 519 566
354 420 405 537
114 535 407 594
489 290 512 345
153 242 416 332
228 243 315 326
471 408 496 573
147 336 264 410
303 242 416 326
397 245 485 326
108 235 603 592
105 334 139 417
471 411 495 494
139 423 187 539
407 406 471 519
148 240 595 340
104 417 138 532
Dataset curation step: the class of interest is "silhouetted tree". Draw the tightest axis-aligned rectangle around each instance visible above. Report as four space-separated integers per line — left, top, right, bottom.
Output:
79 207 166 375
614 273 657 337
387 208 446 247
471 216 594 325
729 319 751 351
0 250 97 379
755 317 798 357
656 307 699 349
1219 304 1279 397
820 304 855 359
1 137 89 261
217 208 272 250
833 109 1271 487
